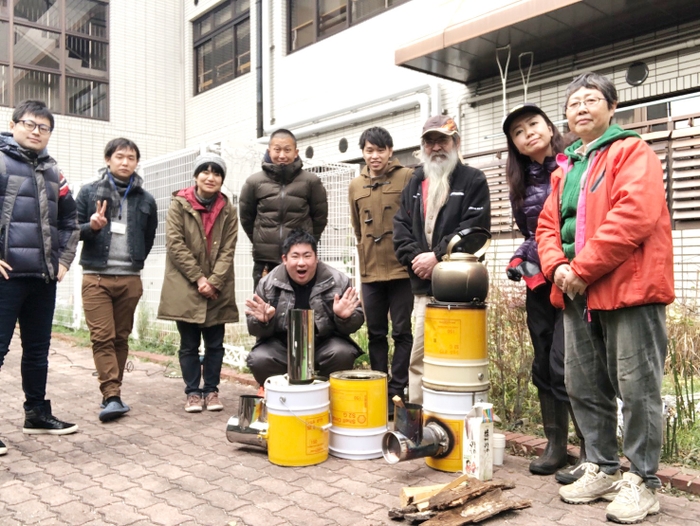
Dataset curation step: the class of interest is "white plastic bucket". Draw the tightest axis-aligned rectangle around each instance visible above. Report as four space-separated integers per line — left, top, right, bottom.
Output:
264 375 330 466
422 387 489 473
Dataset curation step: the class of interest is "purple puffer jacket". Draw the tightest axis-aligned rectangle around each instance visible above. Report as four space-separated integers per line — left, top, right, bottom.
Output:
511 157 558 267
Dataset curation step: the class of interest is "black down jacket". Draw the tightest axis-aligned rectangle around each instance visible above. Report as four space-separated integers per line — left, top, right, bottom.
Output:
0 133 78 280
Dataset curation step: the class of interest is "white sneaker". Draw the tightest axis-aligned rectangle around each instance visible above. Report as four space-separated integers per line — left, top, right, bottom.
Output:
559 462 622 504
605 472 660 524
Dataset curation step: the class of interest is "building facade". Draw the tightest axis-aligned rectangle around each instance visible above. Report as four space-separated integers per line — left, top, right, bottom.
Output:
3 1 699 357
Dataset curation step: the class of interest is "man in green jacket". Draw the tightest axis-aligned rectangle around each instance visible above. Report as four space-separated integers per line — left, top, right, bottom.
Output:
239 129 328 290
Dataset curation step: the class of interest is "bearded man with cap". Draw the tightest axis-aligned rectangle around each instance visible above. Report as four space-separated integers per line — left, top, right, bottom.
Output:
158 153 239 413
393 116 491 404
76 138 158 422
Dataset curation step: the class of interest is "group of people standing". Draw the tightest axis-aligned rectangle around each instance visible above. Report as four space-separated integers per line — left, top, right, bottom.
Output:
0 70 673 524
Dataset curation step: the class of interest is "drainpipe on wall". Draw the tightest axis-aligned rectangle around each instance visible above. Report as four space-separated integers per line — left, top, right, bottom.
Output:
255 0 263 138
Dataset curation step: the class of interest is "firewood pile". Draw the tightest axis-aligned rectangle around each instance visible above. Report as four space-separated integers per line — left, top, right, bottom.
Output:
388 474 531 525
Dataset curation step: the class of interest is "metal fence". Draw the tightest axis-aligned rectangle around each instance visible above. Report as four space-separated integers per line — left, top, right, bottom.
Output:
54 141 359 369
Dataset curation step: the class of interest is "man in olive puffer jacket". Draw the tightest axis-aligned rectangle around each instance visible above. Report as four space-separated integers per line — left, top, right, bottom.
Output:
239 129 328 290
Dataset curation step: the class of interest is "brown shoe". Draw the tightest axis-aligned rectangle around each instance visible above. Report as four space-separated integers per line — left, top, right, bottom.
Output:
205 392 223 411
185 394 203 413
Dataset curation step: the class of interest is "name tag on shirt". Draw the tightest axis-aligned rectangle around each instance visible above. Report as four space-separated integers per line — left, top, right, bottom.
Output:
111 222 126 235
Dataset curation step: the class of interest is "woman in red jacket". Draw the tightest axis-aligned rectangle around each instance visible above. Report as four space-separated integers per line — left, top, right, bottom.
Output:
536 72 674 524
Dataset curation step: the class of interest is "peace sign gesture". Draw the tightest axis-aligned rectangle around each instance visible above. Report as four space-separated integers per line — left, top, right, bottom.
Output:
90 200 108 231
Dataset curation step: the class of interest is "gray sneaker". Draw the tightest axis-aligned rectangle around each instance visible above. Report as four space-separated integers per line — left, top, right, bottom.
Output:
99 398 129 422
605 472 660 524
559 462 622 504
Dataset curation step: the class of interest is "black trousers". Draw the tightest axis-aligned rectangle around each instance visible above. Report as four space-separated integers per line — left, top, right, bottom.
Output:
246 336 361 386
176 321 225 396
361 279 414 397
526 283 567 402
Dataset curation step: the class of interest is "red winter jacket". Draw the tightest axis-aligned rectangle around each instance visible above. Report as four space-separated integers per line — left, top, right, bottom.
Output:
536 136 674 310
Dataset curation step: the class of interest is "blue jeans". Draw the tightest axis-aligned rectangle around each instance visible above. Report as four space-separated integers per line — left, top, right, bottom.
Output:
563 295 667 488
176 322 225 396
0 278 57 410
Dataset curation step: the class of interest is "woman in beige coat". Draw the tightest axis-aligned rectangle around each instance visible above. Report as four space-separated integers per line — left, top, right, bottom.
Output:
158 154 238 413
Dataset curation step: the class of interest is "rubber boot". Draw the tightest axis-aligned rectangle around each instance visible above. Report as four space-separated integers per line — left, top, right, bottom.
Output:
555 403 587 484
529 390 569 475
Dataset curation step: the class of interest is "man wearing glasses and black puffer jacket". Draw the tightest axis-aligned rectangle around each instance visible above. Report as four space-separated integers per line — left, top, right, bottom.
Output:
0 100 80 457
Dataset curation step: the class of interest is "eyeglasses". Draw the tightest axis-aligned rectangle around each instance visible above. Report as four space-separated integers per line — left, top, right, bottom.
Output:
18 120 53 135
423 135 452 147
566 97 605 112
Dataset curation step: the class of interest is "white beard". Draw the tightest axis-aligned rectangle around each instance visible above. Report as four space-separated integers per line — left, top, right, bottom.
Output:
421 147 459 216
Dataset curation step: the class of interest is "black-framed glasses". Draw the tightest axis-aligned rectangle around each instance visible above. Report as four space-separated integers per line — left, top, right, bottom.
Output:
566 97 605 112
18 120 53 135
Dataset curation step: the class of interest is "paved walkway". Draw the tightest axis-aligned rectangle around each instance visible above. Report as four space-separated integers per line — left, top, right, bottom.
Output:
1 333 699 526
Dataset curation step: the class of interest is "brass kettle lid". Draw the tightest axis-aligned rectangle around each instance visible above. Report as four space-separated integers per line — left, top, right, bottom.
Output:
443 227 492 261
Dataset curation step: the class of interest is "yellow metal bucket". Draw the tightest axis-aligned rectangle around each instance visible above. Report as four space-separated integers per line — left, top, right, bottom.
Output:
264 375 330 467
329 371 388 460
422 387 489 473
423 303 489 392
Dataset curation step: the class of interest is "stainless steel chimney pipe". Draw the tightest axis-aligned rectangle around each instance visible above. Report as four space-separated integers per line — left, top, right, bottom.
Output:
287 309 315 384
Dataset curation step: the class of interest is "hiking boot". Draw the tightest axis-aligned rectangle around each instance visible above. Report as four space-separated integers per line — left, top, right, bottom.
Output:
530 390 569 475
99 397 130 422
205 392 224 411
185 394 203 413
0 438 7 456
23 401 79 435
605 472 660 524
559 462 621 504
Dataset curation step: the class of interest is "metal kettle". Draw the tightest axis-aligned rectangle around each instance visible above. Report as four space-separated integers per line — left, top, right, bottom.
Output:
431 227 491 303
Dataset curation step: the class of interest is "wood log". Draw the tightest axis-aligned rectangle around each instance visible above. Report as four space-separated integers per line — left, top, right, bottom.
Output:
404 510 438 524
400 484 447 507
421 489 531 526
428 478 515 510
387 504 418 520
458 489 531 523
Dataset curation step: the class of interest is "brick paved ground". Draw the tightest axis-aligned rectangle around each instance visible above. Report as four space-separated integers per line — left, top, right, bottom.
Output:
1 333 699 526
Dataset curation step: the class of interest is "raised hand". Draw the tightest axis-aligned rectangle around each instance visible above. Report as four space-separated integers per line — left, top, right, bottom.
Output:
90 200 108 231
245 294 276 324
333 287 360 320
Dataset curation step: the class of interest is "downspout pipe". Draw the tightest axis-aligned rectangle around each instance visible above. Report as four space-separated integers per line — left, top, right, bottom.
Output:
255 0 263 138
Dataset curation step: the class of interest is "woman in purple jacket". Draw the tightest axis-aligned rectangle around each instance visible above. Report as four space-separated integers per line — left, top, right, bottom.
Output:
503 104 581 482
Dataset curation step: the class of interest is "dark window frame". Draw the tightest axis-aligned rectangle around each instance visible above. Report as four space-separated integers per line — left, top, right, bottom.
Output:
287 0 410 53
0 0 110 121
193 0 251 96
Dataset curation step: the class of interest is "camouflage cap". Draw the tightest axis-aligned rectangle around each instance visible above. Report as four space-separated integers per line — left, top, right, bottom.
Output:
421 115 460 138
